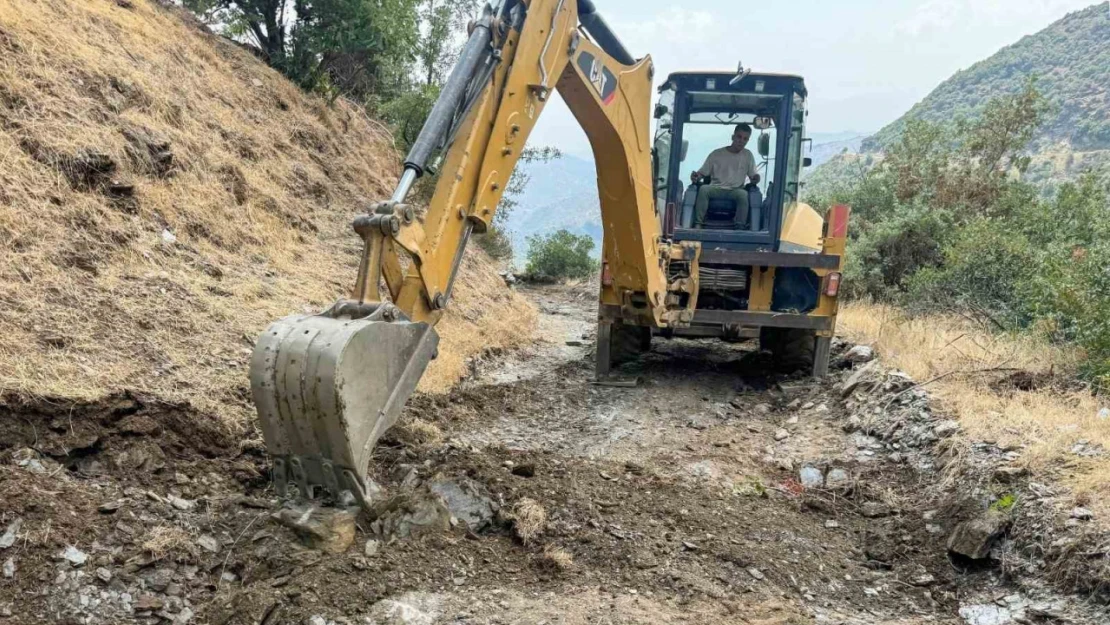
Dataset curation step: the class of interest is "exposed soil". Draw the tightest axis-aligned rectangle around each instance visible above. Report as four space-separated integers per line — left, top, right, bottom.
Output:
0 283 1105 625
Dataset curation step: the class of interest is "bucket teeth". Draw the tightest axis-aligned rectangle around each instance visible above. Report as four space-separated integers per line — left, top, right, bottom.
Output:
250 313 438 507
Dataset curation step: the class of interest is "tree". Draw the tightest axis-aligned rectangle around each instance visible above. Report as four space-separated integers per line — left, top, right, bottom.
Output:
184 0 290 65
415 0 479 86
184 0 420 100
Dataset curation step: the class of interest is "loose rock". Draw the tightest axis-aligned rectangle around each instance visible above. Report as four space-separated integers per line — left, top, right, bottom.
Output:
369 492 452 541
196 535 219 553
1070 507 1093 521
843 345 875 364
2 557 13 578
364 539 380 557
98 500 124 514
958 604 1013 625
825 468 851 491
861 502 893 518
0 519 20 549
428 478 497 531
773 428 790 442
272 505 358 554
933 420 960 438
947 509 1011 560
62 545 88 567
840 361 876 397
911 573 936 586
799 466 823 489
167 494 196 511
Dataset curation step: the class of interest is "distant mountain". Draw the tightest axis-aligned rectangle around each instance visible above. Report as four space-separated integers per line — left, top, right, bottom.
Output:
807 134 866 171
866 3 1110 153
502 154 602 264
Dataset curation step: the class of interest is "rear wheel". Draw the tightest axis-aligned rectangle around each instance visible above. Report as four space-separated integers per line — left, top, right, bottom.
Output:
609 322 651 367
759 327 815 373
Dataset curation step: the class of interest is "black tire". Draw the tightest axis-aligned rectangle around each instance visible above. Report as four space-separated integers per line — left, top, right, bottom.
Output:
759 327 815 373
610 323 651 366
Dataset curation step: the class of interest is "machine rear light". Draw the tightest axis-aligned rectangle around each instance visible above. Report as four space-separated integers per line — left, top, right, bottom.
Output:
601 261 613 286
825 272 841 297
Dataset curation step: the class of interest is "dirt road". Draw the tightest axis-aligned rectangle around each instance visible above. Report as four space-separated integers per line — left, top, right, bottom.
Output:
0 283 1098 625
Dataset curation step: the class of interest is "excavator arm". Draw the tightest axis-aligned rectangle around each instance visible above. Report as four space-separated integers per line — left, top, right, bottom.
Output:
249 0 698 508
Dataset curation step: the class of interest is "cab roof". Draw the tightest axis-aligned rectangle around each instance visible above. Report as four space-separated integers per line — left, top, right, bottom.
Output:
667 70 805 82
662 71 807 96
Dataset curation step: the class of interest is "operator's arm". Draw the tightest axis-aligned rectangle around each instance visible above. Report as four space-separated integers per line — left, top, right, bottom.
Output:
691 151 715 183
746 150 761 185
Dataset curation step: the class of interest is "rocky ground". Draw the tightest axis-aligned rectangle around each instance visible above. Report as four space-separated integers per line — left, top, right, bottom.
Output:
0 283 1106 625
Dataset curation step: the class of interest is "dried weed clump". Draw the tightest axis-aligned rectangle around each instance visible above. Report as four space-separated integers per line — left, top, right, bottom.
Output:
141 525 192 559
0 0 535 431
839 301 1110 517
538 544 575 571
505 498 547 545
394 417 444 447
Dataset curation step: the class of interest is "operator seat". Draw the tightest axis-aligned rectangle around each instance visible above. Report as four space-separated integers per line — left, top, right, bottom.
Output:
679 183 764 231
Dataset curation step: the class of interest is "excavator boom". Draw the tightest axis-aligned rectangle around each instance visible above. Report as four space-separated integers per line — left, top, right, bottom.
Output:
249 0 696 506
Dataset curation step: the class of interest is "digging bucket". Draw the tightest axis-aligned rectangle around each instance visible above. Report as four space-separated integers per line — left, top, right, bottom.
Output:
249 308 438 508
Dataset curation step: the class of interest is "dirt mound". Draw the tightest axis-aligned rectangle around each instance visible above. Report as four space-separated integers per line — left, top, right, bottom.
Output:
0 0 535 429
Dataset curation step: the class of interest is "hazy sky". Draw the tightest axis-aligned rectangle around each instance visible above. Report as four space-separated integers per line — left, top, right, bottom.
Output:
528 0 1102 158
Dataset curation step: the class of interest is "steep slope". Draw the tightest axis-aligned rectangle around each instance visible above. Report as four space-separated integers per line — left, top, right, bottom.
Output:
866 3 1110 153
0 0 534 427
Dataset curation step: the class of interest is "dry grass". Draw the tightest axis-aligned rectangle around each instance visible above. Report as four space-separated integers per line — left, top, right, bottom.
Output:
393 417 443 447
505 498 547 545
839 301 1110 515
538 544 575 571
0 0 535 431
419 250 537 393
141 525 192 559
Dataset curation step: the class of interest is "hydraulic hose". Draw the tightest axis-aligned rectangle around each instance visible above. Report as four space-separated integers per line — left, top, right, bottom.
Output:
576 0 635 66
401 11 495 181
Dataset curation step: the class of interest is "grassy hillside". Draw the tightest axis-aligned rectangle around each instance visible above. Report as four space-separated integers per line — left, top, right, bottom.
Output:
0 0 534 428
866 3 1110 153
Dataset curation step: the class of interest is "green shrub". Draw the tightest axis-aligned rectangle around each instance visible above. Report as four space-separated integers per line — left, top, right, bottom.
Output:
827 80 1110 386
904 217 1038 327
525 230 597 281
842 206 951 300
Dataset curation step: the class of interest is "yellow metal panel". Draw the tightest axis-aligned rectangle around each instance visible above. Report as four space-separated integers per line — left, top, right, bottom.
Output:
556 39 668 325
748 267 775 311
779 202 823 252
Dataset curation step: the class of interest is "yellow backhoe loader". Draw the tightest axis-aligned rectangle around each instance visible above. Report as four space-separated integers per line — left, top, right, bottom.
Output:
250 0 850 507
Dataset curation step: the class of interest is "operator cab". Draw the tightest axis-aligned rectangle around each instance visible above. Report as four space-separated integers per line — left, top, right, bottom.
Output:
653 71 810 251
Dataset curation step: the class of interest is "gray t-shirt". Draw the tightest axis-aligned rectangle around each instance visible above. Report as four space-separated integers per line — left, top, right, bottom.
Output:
697 147 757 188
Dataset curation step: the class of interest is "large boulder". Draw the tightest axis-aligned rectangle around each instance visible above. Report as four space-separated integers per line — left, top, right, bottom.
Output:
947 509 1011 560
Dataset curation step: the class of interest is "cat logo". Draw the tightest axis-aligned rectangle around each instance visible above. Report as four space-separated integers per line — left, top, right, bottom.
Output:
589 58 608 96
576 51 618 105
